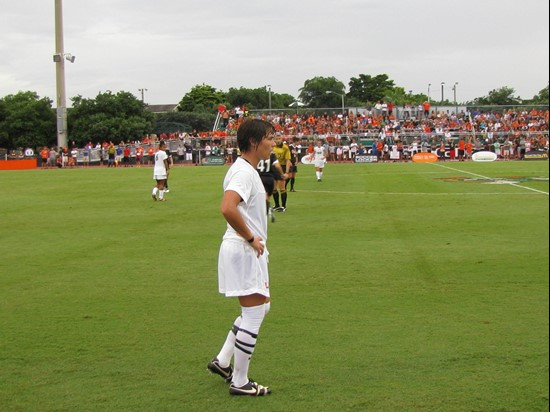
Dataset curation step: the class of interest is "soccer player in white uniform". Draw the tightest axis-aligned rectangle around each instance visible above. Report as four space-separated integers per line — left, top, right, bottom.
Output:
207 119 275 396
152 141 169 201
313 139 327 181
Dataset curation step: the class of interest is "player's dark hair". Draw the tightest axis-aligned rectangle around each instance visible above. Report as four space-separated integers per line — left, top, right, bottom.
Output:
237 119 275 153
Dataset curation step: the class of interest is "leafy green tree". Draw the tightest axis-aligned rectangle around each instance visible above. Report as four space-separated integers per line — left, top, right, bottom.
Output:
225 87 296 110
382 87 411 106
529 84 549 104
68 91 153 145
272 93 298 110
298 76 345 107
0 91 56 149
226 87 268 110
348 74 395 104
471 86 522 106
178 84 225 112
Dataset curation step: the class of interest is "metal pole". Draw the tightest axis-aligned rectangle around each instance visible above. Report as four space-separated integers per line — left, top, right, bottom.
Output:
453 82 458 115
428 83 431 103
453 83 457 104
54 0 68 149
138 88 147 103
441 82 445 103
341 94 348 134
268 85 272 114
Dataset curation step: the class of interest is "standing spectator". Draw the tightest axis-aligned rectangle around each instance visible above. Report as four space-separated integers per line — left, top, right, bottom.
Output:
328 143 336 162
493 139 501 159
136 145 144 167
388 102 394 117
457 137 466 161
423 101 431 118
83 146 90 167
70 147 78 167
40 146 49 169
350 139 358 162
336 145 343 162
370 140 378 159
61 147 69 168
176 143 185 164
207 118 274 397
123 145 131 167
502 138 511 160
115 145 123 167
48 147 57 168
147 145 155 166
437 140 446 161
465 139 474 159
184 141 194 164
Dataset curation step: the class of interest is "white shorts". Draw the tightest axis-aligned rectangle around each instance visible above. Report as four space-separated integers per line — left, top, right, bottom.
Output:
154 174 167 180
314 158 325 168
218 239 270 298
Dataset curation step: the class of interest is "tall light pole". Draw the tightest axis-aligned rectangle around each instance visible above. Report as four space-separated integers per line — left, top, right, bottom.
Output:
54 0 69 149
266 85 272 114
452 82 458 104
326 91 347 134
138 88 148 103
428 83 431 103
441 82 445 103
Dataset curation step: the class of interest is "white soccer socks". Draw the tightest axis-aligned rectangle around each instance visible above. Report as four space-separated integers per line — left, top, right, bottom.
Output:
232 305 266 387
216 315 242 368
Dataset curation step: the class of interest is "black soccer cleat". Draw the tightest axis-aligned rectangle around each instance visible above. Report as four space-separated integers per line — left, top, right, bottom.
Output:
229 380 271 396
207 358 233 383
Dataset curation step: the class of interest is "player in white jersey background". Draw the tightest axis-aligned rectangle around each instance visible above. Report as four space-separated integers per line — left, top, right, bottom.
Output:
313 139 328 181
152 141 169 201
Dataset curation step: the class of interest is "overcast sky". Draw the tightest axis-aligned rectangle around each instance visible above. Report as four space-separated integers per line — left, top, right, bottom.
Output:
1 0 548 106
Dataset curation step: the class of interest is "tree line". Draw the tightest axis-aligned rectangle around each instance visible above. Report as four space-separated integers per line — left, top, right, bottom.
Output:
0 74 547 149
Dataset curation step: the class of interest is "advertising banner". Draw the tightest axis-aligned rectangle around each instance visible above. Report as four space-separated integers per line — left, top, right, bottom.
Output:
203 155 226 166
524 150 548 160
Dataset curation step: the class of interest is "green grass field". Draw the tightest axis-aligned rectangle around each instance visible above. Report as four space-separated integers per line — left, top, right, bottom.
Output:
1 160 548 411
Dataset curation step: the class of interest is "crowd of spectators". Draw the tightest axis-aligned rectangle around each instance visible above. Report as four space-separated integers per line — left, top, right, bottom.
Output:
26 106 549 168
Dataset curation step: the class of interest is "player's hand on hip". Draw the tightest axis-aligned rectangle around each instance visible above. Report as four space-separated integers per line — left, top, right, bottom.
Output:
251 236 264 257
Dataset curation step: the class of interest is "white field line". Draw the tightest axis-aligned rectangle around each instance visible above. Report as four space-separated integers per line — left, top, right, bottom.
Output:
431 163 549 195
299 190 543 196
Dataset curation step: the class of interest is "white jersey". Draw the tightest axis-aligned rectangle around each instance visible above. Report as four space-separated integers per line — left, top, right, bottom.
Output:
313 146 325 159
222 157 267 243
153 150 168 176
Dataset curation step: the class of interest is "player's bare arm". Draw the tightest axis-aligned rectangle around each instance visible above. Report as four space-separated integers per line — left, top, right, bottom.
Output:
220 190 264 256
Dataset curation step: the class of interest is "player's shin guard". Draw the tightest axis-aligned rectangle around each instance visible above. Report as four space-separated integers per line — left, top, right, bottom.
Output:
290 177 295 190
233 305 265 387
216 315 242 368
281 191 287 208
